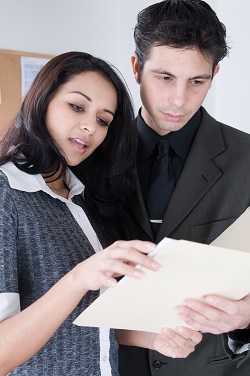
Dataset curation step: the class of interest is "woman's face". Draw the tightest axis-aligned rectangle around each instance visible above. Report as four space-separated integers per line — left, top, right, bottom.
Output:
45 71 117 166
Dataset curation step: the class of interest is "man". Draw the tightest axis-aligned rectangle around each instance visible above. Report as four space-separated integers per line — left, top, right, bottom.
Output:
119 1 250 375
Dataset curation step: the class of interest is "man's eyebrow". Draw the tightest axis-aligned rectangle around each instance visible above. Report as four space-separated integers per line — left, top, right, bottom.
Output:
151 69 173 76
69 91 115 117
151 69 212 80
191 74 212 80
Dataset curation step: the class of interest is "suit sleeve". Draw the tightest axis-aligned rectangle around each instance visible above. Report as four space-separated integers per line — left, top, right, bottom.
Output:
222 331 250 367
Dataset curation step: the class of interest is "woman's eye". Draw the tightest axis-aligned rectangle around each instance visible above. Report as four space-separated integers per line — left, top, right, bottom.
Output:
69 103 83 112
97 117 109 127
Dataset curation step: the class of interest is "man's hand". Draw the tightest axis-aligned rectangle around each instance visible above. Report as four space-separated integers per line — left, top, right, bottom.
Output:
151 326 202 358
179 293 250 334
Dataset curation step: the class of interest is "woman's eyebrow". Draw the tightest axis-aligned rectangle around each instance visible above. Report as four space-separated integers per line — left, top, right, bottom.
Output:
69 90 115 117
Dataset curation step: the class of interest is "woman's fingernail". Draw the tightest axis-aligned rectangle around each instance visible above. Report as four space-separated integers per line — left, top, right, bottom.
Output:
145 243 156 250
108 279 117 287
133 269 144 278
151 262 162 270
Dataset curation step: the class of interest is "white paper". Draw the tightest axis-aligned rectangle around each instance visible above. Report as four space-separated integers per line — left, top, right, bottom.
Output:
74 238 250 333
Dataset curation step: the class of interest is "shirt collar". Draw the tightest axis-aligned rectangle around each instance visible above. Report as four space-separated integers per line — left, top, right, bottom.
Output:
137 108 201 161
0 162 85 202
137 112 160 161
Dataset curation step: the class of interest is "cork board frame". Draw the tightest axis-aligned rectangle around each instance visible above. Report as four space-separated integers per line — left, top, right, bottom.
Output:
0 49 54 137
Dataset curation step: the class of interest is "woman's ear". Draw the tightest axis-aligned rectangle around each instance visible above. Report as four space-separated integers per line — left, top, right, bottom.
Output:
131 53 141 84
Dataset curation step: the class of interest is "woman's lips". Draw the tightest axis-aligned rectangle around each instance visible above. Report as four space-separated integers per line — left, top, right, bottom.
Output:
69 138 88 153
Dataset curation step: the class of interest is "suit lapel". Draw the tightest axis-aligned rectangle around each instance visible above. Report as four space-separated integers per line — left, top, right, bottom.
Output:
156 108 225 241
130 108 226 242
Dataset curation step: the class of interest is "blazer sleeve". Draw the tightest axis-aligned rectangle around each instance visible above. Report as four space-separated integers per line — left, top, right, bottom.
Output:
222 330 250 367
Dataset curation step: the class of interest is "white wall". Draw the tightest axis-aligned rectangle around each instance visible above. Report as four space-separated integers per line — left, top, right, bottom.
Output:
213 1 250 131
202 0 250 132
0 0 249 133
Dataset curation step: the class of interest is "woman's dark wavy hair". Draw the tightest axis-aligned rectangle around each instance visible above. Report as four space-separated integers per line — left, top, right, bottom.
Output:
134 0 230 72
0 51 138 241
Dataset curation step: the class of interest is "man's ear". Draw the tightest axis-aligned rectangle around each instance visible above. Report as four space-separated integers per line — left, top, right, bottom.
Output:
131 53 141 84
213 64 220 78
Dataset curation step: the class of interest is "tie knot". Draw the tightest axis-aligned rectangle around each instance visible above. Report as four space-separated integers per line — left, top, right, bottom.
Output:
157 139 171 157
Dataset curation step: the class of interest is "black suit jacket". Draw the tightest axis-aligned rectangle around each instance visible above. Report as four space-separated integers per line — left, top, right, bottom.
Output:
119 107 250 376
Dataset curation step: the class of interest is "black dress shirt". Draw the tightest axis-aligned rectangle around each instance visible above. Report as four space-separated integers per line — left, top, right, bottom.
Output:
137 109 201 202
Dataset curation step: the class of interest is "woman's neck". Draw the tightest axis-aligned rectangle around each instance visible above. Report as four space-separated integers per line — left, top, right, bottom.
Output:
43 171 70 199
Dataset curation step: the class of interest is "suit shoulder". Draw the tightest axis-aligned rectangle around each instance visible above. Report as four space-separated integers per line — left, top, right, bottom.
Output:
201 108 250 146
218 123 250 155
218 121 250 140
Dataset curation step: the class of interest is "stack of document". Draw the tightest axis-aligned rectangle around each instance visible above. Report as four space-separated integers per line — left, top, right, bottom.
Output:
74 208 250 333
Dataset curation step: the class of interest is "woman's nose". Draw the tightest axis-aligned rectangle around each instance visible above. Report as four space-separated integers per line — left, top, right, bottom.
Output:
79 118 97 134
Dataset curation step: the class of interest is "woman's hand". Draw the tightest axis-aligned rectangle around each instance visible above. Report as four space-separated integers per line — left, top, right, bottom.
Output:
68 240 161 292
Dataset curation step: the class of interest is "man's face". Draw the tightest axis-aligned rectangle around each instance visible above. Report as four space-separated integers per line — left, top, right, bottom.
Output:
132 46 219 136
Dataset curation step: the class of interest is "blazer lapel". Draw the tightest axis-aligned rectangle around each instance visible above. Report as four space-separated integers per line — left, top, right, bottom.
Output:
156 108 225 241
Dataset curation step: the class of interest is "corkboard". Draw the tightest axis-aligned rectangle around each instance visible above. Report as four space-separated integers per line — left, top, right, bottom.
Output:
0 49 54 138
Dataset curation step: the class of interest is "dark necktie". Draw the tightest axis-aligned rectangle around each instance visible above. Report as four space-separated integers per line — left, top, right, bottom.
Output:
146 139 175 235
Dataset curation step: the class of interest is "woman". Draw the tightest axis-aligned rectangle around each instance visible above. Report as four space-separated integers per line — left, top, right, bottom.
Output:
0 51 201 375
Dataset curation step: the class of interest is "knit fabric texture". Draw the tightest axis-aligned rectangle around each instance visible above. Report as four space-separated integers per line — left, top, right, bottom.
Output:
0 170 118 375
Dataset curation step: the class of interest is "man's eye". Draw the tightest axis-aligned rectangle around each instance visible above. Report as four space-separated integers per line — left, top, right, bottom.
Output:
97 117 109 127
192 80 203 85
69 103 83 111
161 76 171 81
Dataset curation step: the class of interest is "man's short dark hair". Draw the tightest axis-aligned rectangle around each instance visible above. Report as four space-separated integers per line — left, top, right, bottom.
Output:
134 0 229 71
